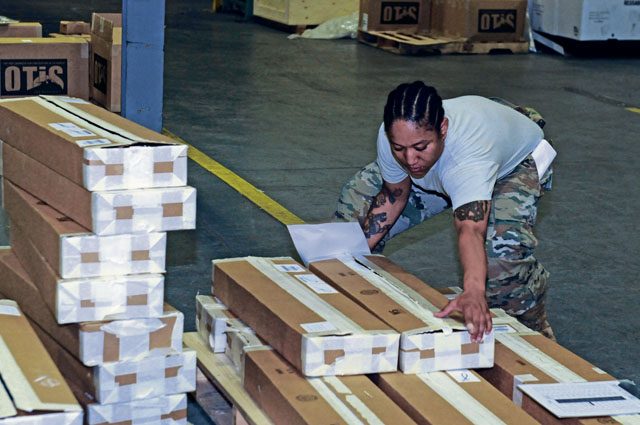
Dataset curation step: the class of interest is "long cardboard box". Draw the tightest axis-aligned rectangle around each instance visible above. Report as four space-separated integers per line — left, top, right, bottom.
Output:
0 96 187 191
310 255 494 373
0 22 42 37
4 181 167 279
60 21 91 35
30 318 196 404
212 257 400 376
0 249 182 366
86 394 188 425
372 369 540 424
478 333 639 424
10 223 164 323
2 143 197 235
90 13 121 112
244 348 418 425
0 299 83 425
0 38 88 99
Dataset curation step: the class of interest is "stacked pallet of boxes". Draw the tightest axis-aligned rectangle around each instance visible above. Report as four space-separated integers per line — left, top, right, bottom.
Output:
0 95 197 424
192 255 546 424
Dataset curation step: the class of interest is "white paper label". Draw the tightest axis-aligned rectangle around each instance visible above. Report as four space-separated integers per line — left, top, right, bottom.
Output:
0 305 20 316
76 138 111 148
300 321 337 333
58 96 90 104
493 324 516 334
273 264 305 273
447 370 481 383
295 274 338 294
593 367 608 375
49 122 96 138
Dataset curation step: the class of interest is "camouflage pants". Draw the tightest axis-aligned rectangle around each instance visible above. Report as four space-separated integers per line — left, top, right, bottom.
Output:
334 158 553 326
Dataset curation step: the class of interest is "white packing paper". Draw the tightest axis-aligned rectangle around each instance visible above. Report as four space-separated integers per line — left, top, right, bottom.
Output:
287 222 370 266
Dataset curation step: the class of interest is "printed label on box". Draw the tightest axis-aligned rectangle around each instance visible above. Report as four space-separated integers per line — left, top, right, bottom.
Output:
493 324 516 334
76 138 111 147
380 2 420 25
478 9 517 33
49 122 96 137
300 321 337 333
273 264 306 273
295 274 338 294
0 58 68 96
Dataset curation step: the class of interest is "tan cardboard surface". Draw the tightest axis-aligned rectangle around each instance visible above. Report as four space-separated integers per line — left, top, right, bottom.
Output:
0 23 42 37
0 37 88 99
60 21 90 35
431 0 527 41
91 13 122 42
213 257 399 376
359 0 431 33
90 33 121 112
374 370 540 424
244 349 417 425
0 299 80 414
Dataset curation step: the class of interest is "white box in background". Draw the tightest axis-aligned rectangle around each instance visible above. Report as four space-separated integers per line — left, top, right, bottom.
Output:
86 394 187 425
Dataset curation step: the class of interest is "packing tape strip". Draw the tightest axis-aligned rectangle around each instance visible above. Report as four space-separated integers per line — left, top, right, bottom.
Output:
417 372 508 425
615 415 640 424
496 334 586 383
308 377 385 425
245 257 364 334
347 256 462 334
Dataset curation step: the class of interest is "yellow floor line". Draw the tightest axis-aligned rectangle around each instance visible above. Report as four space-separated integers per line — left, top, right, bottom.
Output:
162 128 305 226
627 107 640 115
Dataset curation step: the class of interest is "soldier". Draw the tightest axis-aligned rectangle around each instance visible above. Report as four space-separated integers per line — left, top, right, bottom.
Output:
335 81 556 341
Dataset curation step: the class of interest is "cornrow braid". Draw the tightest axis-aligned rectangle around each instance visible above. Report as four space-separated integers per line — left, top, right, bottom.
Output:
383 81 444 135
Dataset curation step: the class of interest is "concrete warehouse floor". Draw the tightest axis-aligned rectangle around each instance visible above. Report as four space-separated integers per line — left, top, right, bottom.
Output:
1 1 640 423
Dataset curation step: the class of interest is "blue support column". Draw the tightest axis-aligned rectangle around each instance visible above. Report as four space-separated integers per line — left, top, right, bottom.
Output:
121 0 165 131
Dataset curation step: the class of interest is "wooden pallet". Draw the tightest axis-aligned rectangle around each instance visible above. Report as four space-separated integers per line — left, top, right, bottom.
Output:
184 332 273 425
358 30 530 55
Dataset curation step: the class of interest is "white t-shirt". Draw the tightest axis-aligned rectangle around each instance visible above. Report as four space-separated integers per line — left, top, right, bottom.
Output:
377 95 544 210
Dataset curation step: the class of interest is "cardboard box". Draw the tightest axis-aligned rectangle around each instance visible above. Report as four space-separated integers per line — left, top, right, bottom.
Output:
2 144 197 235
0 22 42 37
30 318 196 404
372 369 540 424
243 348 418 425
49 33 92 41
0 38 88 99
60 20 91 35
253 0 359 26
0 250 182 367
310 255 494 373
196 294 244 353
0 299 83 424
212 257 400 376
90 13 121 112
529 0 640 41
4 181 167 279
359 0 430 32
86 394 188 425
478 332 638 424
10 223 164 324
431 0 527 42
0 96 187 191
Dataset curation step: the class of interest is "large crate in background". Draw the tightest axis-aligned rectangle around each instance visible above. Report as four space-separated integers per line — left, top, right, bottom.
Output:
253 0 358 26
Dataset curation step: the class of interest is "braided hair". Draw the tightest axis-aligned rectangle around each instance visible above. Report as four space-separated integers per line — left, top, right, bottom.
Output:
383 81 444 135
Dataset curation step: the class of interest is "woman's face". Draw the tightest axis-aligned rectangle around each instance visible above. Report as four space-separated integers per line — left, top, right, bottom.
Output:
388 118 447 178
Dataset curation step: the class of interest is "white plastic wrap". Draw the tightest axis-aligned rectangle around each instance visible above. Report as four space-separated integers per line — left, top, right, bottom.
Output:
0 412 83 425
86 394 187 425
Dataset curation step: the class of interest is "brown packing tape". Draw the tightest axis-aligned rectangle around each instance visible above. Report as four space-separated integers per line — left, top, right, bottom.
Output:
126 294 148 306
162 408 187 421
404 347 436 359
372 347 386 355
81 252 100 263
115 206 134 220
461 342 480 355
84 159 105 166
105 164 124 176
324 349 345 365
131 250 150 261
165 366 181 378
149 315 177 350
81 299 96 308
115 373 137 386
94 421 132 425
162 202 183 218
103 331 121 363
154 161 174 173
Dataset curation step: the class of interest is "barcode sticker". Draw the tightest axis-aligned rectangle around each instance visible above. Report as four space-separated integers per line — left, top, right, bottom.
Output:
493 324 516 334
273 264 305 273
295 274 338 294
49 122 96 138
77 138 111 148
300 321 337 333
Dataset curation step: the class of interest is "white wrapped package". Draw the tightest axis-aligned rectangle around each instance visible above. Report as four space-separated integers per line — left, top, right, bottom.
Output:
92 186 196 235
79 309 184 366
86 394 187 425
0 412 83 425
56 273 165 324
84 144 188 191
93 350 196 404
195 295 244 353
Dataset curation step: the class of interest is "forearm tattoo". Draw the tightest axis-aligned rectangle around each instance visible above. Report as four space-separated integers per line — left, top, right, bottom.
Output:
454 200 490 222
364 186 404 238
371 186 403 209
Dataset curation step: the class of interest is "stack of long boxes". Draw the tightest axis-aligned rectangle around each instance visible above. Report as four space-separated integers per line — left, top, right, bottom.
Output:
0 95 197 424
194 255 551 424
